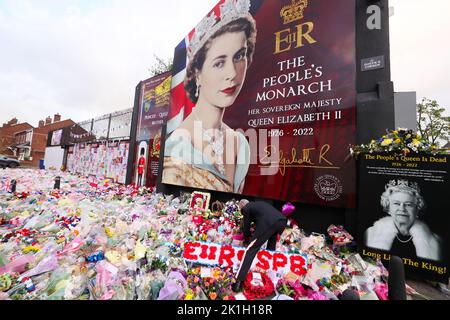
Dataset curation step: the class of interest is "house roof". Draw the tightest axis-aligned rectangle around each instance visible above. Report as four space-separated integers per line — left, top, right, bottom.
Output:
0 123 33 136
33 119 76 134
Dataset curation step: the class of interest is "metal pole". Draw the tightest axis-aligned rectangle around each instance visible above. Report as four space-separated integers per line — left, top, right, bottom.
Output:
10 179 17 193
54 176 61 190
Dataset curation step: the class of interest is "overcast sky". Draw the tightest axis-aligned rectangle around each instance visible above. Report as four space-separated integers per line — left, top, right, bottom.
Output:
0 0 448 127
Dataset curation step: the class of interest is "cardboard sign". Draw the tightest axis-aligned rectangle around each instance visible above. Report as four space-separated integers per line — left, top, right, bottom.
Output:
183 241 308 276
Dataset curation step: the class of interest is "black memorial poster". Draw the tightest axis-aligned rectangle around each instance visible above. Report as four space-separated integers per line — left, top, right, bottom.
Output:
358 153 449 282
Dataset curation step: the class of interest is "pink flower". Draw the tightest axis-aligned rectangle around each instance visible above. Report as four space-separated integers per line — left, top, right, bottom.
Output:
100 289 115 300
307 290 328 300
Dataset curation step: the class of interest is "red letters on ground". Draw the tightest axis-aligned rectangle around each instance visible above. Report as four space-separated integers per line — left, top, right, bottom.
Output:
183 242 200 260
183 241 308 276
218 245 235 267
273 253 288 271
255 251 272 270
290 255 307 275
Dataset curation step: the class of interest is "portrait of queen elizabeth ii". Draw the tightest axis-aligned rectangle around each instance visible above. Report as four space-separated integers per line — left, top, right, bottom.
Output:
364 179 443 262
162 0 256 194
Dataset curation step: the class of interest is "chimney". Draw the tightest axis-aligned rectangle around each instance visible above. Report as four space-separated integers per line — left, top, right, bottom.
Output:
38 120 45 128
53 113 61 123
8 118 18 126
45 116 52 126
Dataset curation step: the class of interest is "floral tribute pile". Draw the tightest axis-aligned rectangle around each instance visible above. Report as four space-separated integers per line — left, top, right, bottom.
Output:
0 169 395 300
350 128 449 157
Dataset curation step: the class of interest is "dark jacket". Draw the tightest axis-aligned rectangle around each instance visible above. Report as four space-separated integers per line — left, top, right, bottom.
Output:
242 201 287 239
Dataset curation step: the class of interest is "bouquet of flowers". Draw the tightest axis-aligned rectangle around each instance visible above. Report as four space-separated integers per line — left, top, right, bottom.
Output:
276 278 307 300
150 257 168 273
0 273 15 292
185 267 205 300
327 225 354 246
350 128 448 157
316 273 351 297
185 267 235 300
281 224 305 246
222 201 243 224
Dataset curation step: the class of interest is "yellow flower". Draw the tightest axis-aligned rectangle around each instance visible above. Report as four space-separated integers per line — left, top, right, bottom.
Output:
212 269 221 279
395 139 401 144
394 130 398 135
381 139 393 147
23 245 40 253
185 289 194 300
411 139 421 147
105 227 113 238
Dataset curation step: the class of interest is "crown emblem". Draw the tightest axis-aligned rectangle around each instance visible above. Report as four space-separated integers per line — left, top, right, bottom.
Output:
280 0 308 25
320 180 337 196
386 179 421 193
188 0 252 59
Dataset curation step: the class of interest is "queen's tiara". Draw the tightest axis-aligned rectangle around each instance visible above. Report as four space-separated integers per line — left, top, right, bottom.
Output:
386 179 421 193
188 0 253 59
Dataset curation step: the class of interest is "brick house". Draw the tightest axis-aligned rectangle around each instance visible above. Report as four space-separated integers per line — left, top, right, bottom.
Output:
1 114 75 168
0 118 33 158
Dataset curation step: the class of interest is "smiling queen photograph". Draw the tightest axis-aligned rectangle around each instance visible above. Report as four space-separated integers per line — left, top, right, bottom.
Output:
364 179 443 262
162 0 255 194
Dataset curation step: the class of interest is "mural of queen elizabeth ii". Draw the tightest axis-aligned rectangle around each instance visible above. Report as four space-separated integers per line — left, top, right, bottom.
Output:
163 0 255 194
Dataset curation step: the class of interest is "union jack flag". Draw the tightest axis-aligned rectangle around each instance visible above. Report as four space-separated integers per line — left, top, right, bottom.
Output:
166 36 195 135
166 2 225 134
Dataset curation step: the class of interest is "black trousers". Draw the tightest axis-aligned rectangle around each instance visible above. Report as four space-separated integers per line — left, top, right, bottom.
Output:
236 219 287 282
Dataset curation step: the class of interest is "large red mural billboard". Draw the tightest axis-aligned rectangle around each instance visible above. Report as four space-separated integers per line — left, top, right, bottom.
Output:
162 0 356 208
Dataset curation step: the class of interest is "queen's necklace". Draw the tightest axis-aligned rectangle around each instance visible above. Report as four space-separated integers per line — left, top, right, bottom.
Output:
396 234 413 243
193 113 226 176
394 224 413 244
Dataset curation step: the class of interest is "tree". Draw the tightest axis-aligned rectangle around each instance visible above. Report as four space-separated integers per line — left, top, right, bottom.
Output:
148 54 173 77
417 98 450 147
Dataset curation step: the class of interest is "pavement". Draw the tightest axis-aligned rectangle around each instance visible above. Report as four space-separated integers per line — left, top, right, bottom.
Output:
406 277 450 300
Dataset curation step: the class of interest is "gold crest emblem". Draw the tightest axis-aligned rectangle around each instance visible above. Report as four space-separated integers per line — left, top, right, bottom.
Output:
280 0 309 25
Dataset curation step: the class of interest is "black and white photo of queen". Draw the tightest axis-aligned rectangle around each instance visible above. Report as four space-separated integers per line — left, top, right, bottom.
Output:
364 179 443 261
